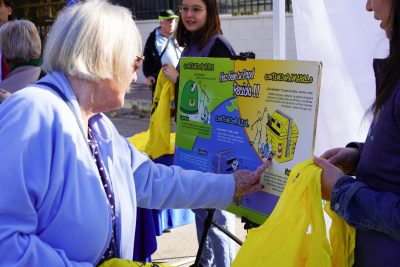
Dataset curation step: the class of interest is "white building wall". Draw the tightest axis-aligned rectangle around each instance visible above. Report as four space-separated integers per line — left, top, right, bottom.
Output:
135 13 296 82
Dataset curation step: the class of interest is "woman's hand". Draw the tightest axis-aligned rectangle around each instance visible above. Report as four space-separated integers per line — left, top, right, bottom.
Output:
233 159 271 196
162 64 179 83
314 156 345 200
145 76 155 87
320 147 360 174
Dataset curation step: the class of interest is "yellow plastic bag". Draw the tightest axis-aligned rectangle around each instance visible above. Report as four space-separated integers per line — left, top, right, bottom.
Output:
232 159 355 267
128 130 175 157
325 201 355 267
145 70 175 159
99 258 173 267
128 70 175 158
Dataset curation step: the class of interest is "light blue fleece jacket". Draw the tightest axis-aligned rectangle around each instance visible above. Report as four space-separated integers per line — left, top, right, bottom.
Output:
0 72 235 266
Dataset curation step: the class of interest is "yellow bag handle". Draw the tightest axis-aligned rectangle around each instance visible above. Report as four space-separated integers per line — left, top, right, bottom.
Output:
325 201 355 267
99 258 173 267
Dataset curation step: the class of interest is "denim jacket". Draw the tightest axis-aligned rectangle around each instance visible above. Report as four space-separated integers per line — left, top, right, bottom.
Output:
330 60 400 266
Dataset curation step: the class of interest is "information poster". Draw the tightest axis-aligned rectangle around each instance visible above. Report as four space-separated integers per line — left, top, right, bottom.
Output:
174 57 322 224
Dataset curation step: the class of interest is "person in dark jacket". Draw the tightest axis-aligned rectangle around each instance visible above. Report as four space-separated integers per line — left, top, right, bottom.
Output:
142 9 181 100
314 0 400 266
162 0 238 266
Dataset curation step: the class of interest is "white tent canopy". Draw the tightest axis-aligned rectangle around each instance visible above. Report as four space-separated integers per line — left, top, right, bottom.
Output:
291 0 389 155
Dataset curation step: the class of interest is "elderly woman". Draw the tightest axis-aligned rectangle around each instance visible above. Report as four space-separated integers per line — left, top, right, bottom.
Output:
0 1 269 266
0 19 42 95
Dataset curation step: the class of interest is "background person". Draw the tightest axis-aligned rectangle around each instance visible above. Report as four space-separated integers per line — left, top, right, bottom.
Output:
0 0 14 81
163 0 238 266
0 0 12 24
0 1 270 265
143 9 182 101
314 0 400 266
140 9 186 244
0 19 42 98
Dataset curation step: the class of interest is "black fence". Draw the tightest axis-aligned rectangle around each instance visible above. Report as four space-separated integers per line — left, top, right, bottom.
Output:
118 0 292 20
14 1 65 41
14 0 292 41
219 0 292 16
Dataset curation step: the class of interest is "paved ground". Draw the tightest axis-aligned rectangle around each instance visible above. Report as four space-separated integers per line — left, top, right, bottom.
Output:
106 83 152 137
108 83 248 266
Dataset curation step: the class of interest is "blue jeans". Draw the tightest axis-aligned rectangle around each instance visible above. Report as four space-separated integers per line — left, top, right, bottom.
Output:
193 209 236 267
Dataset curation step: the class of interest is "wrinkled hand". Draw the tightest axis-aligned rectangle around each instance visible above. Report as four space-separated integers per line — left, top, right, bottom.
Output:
162 64 179 83
320 147 359 174
233 159 271 196
314 156 344 200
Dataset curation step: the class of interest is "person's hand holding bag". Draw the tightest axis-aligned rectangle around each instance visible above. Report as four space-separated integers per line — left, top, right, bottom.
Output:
314 156 345 200
162 64 179 84
319 147 360 174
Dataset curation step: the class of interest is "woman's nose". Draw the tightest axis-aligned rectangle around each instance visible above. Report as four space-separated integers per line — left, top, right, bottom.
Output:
366 0 372 12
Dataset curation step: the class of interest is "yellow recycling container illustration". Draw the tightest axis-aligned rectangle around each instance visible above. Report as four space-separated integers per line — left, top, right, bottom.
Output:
266 110 299 163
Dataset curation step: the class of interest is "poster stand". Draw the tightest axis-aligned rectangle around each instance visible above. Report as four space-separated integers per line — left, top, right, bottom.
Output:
193 209 242 267
176 53 322 267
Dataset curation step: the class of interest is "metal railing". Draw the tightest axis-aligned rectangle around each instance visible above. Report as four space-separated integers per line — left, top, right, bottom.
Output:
129 0 292 20
13 0 292 41
124 0 177 20
219 0 292 16
14 1 65 41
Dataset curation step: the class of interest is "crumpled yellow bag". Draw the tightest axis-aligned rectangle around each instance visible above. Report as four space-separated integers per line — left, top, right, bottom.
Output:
99 258 172 267
232 159 355 267
325 201 355 267
128 70 175 158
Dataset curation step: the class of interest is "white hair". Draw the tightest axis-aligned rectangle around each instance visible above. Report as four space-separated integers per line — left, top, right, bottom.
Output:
0 19 41 63
42 0 142 83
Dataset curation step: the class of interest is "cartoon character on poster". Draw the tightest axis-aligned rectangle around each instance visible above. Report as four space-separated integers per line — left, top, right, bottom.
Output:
199 87 210 124
265 110 299 163
212 149 242 174
249 108 269 158
180 80 210 124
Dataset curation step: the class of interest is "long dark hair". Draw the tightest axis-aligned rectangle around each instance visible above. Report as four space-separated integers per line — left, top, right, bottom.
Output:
372 0 400 117
176 0 222 50
3 0 14 20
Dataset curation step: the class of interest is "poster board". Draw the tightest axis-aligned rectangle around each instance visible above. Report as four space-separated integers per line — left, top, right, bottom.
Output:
174 57 322 224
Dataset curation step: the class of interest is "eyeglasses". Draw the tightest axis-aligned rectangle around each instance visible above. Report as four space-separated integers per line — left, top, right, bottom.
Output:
132 55 144 72
179 5 206 15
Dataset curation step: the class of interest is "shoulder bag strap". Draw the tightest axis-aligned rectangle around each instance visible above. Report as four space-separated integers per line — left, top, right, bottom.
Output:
159 37 171 59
